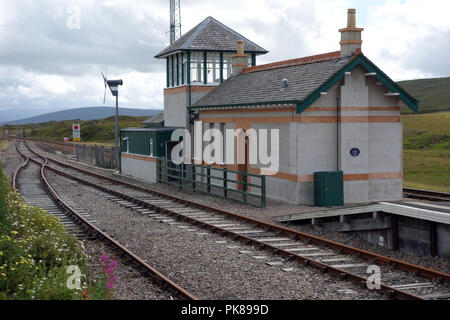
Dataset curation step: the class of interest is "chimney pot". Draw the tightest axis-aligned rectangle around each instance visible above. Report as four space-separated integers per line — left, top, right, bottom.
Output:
339 8 363 58
231 40 249 76
237 40 244 55
347 8 356 28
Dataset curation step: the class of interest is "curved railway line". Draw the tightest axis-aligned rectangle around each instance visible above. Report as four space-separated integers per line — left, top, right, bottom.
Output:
18 136 450 203
12 139 197 301
11 138 449 300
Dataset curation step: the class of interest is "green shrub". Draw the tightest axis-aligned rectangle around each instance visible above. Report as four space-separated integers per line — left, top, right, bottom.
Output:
0 167 110 300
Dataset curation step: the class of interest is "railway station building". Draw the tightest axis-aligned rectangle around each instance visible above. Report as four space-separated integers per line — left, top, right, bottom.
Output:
121 9 418 206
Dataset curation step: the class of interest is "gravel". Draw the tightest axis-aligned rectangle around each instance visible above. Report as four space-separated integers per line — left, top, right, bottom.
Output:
82 238 173 300
23 141 450 298
39 144 449 276
46 170 385 300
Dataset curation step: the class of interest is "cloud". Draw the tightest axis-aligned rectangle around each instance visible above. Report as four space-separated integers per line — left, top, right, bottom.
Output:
0 0 449 121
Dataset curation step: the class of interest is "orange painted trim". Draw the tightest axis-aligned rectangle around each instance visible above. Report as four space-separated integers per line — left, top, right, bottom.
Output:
338 116 400 123
339 27 364 32
369 172 403 180
200 115 400 125
344 174 369 181
340 40 363 45
340 107 400 111
121 153 157 163
164 85 217 95
249 168 402 183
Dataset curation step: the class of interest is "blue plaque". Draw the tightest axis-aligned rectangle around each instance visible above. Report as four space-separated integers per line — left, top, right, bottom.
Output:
350 148 360 157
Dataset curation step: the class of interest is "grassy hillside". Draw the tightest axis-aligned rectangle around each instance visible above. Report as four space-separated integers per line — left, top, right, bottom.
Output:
401 111 450 192
0 116 148 144
1 111 448 193
398 77 450 114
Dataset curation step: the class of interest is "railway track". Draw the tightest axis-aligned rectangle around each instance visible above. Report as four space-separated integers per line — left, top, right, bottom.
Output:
12 139 197 301
22 139 450 301
403 188 450 202
21 136 450 203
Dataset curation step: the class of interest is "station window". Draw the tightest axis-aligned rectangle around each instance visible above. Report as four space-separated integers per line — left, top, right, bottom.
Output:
150 138 154 157
190 52 204 84
177 53 182 86
222 53 233 80
207 52 220 84
183 53 188 85
167 56 172 87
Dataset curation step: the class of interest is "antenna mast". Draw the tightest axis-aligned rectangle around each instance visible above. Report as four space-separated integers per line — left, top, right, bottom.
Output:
170 0 181 44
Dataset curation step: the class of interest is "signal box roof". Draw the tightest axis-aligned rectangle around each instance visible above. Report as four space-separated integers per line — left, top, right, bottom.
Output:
154 16 268 58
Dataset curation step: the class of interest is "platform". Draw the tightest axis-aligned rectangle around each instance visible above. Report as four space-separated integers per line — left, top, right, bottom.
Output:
276 200 450 225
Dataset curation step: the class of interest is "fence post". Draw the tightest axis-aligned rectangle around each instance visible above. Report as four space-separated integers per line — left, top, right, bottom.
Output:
261 175 266 208
223 168 228 199
242 171 247 203
100 146 105 168
180 164 184 190
157 158 160 183
95 145 99 166
207 166 211 193
165 158 168 184
192 165 196 191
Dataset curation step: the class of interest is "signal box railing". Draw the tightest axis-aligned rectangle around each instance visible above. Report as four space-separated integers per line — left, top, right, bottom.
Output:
157 158 266 208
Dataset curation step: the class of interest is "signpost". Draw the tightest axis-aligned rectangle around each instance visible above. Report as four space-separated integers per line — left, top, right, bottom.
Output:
73 123 80 159
73 124 81 142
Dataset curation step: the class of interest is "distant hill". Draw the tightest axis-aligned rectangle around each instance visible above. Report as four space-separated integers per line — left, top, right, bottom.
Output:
0 115 151 144
0 107 161 126
397 77 450 114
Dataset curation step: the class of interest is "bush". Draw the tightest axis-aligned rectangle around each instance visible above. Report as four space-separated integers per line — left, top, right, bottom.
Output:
0 166 111 300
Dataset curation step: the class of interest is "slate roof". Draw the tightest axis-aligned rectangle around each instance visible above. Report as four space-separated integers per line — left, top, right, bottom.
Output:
154 16 267 58
142 112 164 127
192 51 349 108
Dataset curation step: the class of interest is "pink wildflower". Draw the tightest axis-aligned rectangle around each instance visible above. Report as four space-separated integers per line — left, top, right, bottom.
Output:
105 282 114 289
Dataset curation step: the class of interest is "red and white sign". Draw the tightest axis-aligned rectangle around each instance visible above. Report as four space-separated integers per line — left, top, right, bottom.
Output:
73 124 81 142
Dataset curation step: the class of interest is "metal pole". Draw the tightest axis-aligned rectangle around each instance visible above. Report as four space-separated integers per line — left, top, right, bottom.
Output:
115 94 120 172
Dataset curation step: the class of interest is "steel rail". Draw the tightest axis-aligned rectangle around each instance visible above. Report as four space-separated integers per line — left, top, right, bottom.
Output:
24 140 450 287
22 141 432 300
16 141 197 301
18 137 450 202
403 188 450 202
12 140 29 191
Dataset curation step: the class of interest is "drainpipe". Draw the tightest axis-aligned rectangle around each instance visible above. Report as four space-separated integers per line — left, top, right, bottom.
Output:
336 97 340 171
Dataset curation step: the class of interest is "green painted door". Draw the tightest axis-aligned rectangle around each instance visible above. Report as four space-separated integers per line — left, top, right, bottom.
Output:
314 171 344 207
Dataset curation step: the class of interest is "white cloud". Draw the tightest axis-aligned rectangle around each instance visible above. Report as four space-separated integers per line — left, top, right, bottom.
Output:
0 0 449 120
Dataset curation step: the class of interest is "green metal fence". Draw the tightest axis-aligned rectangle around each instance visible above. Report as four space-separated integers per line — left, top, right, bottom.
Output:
157 158 266 208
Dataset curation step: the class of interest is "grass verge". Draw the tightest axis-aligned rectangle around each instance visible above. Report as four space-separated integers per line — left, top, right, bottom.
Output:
0 165 111 300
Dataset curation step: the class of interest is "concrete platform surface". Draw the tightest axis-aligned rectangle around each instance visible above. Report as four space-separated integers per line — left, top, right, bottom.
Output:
276 200 450 225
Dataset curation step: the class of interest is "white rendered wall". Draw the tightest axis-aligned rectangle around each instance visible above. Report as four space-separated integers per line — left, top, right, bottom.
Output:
121 155 157 183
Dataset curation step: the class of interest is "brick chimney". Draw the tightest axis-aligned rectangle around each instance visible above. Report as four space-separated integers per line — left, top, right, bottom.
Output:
339 9 364 58
231 40 249 76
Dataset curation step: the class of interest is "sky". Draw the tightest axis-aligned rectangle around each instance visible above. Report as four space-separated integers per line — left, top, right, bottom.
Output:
0 0 449 122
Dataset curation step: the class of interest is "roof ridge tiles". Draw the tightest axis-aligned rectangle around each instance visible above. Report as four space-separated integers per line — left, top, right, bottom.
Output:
242 51 342 74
